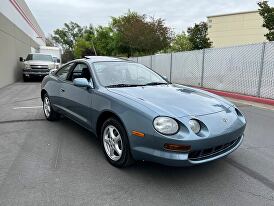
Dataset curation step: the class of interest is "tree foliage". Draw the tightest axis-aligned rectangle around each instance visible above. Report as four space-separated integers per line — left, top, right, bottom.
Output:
187 22 212 50
73 25 119 58
111 11 173 57
258 1 274 41
50 11 213 61
74 38 94 58
93 26 118 56
45 35 55 47
73 25 96 58
169 32 192 52
62 49 74 63
52 22 84 50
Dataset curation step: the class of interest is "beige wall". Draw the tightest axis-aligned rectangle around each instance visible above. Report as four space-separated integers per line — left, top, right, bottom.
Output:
0 12 39 88
208 11 267 48
16 0 45 42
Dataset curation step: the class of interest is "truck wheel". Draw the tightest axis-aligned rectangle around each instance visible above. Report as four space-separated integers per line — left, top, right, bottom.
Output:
23 75 29 82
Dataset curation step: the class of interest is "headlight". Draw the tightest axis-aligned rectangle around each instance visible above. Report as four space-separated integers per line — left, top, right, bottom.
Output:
189 119 201 134
49 64 55 69
153 117 179 135
24 64 31 70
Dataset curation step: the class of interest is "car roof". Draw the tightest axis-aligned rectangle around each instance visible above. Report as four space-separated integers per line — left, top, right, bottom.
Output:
84 56 128 63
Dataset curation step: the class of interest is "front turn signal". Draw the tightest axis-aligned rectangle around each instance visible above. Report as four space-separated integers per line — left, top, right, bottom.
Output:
132 130 145 138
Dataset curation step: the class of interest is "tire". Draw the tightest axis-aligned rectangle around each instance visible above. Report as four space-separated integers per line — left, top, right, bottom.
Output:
23 75 29 82
101 118 135 168
43 93 60 121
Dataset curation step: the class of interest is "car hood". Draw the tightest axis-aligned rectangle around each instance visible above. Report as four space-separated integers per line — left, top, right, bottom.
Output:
107 84 233 117
24 60 54 66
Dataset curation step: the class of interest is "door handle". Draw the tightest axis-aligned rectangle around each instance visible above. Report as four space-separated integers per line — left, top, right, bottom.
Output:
61 88 65 92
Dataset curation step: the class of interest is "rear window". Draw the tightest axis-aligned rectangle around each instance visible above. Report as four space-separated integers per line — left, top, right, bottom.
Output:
26 54 53 62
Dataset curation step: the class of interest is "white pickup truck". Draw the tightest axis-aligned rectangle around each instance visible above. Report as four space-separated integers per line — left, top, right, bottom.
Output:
39 46 62 69
20 53 56 81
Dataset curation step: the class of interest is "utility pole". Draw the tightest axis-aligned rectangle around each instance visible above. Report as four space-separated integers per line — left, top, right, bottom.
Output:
91 24 97 56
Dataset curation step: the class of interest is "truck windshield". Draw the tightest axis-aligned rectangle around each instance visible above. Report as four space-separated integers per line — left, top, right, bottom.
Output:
26 54 53 62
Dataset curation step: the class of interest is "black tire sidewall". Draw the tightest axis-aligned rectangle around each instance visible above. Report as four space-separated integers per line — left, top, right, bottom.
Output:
23 75 29 82
101 118 132 167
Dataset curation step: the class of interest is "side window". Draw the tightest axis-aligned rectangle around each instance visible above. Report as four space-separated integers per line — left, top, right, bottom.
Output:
68 63 91 82
55 63 73 80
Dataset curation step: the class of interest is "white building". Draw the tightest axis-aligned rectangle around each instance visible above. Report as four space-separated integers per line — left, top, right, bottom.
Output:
0 0 45 88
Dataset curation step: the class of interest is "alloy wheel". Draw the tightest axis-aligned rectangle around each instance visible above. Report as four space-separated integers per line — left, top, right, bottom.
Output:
103 125 123 161
43 96 51 118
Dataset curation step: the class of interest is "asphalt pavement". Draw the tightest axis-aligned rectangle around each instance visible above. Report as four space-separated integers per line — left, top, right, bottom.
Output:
0 82 273 206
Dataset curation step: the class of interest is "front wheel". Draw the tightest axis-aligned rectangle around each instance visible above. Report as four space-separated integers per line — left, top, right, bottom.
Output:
43 93 60 121
23 75 29 82
101 118 134 167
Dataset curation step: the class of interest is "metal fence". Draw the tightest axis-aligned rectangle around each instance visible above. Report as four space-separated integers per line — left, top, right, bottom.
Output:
130 42 274 99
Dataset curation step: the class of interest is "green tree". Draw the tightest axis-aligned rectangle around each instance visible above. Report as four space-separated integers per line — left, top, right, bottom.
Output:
52 22 84 50
187 22 212 50
52 22 86 62
169 32 192 52
94 26 118 56
74 25 119 58
74 39 95 58
111 11 172 57
45 35 55 47
73 25 96 58
62 49 74 63
258 1 274 41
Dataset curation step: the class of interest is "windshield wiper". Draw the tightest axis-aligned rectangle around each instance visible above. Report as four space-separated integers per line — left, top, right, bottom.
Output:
145 82 169 86
106 84 144 88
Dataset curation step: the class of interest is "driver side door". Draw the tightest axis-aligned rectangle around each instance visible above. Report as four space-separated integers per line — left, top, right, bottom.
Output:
60 62 93 129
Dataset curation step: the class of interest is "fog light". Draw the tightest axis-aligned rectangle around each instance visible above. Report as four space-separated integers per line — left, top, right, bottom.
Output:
164 144 191 152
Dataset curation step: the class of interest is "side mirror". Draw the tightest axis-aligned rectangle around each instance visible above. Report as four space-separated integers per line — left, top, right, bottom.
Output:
19 57 24 62
49 69 57 75
73 78 93 88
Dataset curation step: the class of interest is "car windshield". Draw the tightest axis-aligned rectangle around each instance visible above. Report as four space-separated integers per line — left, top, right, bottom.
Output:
93 61 168 87
26 54 53 62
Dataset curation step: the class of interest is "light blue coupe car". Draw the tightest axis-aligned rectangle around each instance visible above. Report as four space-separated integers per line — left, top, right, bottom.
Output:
41 56 246 167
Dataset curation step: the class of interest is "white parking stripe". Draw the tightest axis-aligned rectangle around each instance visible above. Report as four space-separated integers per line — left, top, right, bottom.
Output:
13 106 42 110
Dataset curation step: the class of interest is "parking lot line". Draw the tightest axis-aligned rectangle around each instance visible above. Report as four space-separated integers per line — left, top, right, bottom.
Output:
13 106 42 110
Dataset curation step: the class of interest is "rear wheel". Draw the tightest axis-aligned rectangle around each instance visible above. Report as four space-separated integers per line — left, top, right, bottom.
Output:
43 93 60 121
101 118 134 167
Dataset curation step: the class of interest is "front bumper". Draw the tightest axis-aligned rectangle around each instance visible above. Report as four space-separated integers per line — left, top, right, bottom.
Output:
23 70 49 77
132 134 244 167
130 108 246 167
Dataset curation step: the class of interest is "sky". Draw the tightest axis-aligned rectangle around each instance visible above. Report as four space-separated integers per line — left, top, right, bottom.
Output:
25 0 274 36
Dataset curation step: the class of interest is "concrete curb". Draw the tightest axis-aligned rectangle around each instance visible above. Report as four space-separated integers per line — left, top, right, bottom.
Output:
200 88 274 106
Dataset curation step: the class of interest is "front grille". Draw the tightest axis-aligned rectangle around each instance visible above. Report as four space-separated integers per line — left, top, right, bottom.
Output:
30 65 49 70
188 137 241 161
